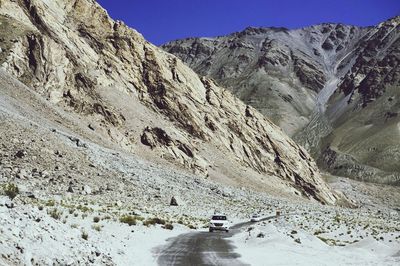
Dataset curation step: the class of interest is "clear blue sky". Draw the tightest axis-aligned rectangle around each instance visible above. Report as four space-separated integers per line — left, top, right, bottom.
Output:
96 0 399 45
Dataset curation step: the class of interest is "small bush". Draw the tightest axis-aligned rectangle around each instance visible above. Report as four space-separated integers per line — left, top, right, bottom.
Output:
82 231 88 240
163 224 174 230
143 217 166 226
3 183 19 200
45 200 56 207
77 205 91 213
93 216 100 223
314 230 323 235
120 215 137 226
48 208 62 220
152 217 166 225
135 216 145 221
71 224 79 229
38 206 44 211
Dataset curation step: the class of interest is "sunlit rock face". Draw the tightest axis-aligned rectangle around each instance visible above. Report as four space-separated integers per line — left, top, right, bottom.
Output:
0 0 339 203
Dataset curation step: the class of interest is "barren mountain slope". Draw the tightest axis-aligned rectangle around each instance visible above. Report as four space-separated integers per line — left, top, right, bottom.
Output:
163 17 400 184
163 24 367 135
0 0 337 203
316 17 400 184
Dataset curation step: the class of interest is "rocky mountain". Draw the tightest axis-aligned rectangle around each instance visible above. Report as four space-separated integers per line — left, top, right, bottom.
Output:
0 0 339 204
163 24 367 135
163 16 400 185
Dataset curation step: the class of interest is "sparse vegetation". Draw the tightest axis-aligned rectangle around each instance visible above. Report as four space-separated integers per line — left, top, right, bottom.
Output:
317 236 337 246
163 224 174 230
334 214 341 223
2 183 19 200
48 208 62 220
77 205 91 213
187 224 197 230
45 199 56 207
313 230 323 235
143 217 166 226
119 215 137 226
93 216 100 223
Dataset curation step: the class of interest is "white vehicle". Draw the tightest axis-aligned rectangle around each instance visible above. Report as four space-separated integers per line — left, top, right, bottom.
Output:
209 214 230 232
250 213 261 222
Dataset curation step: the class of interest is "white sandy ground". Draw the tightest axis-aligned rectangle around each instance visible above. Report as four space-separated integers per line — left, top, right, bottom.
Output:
0 196 189 266
1 171 399 266
1 196 399 266
231 218 400 266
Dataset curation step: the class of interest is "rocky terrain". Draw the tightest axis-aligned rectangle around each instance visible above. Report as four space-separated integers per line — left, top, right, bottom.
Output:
163 16 400 184
0 0 340 203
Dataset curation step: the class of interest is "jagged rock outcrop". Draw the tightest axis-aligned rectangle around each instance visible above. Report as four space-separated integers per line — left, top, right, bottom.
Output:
163 16 400 185
0 0 338 203
338 18 400 106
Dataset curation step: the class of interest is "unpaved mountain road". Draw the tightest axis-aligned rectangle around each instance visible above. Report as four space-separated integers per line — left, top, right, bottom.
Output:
156 216 276 266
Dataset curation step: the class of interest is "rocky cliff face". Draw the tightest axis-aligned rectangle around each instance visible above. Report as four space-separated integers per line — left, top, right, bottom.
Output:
163 17 400 185
0 0 338 203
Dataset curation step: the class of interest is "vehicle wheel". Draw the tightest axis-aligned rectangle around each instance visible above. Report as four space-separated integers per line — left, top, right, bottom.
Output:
209 228 213 233
226 230 229 233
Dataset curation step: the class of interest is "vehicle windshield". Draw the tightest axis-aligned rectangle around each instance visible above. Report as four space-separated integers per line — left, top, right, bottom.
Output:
212 215 227 220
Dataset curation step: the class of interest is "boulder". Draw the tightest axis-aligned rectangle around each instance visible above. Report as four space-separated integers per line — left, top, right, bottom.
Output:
170 196 178 206
5 199 14 209
15 150 26 158
67 185 74 193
